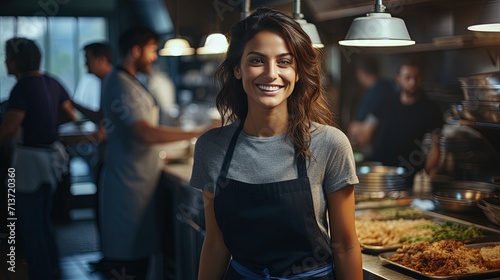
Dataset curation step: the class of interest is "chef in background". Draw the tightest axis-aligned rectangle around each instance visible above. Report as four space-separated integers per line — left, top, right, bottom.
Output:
98 26 207 278
353 60 442 186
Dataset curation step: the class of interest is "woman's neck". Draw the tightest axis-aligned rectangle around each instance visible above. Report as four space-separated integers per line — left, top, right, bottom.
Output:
243 107 288 137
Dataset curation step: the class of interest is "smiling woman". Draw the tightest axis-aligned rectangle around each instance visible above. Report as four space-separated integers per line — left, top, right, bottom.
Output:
234 30 299 120
191 7 362 280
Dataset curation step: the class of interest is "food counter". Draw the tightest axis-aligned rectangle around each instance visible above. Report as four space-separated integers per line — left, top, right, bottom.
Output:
162 162 500 280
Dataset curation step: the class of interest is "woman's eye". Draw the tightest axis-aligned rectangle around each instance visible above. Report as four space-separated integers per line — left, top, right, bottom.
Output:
250 58 263 64
278 60 291 66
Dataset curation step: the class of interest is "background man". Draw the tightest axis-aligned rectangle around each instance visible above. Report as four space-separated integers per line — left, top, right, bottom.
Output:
354 60 442 186
348 57 395 157
98 26 206 278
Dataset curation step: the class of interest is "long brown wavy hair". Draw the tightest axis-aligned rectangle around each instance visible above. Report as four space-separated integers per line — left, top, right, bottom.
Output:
215 7 333 159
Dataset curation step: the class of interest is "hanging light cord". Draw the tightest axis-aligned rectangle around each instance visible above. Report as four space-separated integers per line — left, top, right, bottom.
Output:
293 0 303 19
174 0 179 37
242 0 251 19
374 0 386 13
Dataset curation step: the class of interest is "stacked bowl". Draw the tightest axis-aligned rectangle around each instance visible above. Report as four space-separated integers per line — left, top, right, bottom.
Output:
432 181 498 212
355 165 409 201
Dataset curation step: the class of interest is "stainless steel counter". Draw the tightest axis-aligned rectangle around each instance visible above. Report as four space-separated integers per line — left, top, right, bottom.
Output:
163 162 500 280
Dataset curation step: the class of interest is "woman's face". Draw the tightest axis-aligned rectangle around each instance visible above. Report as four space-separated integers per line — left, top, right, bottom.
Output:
234 30 299 113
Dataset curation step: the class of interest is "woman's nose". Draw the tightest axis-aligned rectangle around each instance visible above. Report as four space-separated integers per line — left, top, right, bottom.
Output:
263 62 278 80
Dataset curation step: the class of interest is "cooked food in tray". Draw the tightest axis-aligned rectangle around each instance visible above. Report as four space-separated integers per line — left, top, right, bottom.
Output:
356 207 424 220
356 218 434 247
382 240 500 277
356 219 482 248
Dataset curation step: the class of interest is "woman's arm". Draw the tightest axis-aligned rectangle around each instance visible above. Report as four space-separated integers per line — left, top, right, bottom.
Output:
328 185 362 280
198 190 231 280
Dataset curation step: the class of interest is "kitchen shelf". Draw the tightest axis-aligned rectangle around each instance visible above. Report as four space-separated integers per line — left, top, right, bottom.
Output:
350 37 500 55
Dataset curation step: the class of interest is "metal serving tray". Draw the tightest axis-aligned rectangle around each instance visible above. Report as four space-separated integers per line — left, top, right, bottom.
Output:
356 207 500 253
378 242 500 279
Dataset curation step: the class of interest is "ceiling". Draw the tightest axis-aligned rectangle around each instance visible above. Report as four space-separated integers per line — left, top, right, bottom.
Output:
159 0 485 46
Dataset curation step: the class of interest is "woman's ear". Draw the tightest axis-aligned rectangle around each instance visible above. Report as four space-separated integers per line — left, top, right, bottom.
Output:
234 66 242 80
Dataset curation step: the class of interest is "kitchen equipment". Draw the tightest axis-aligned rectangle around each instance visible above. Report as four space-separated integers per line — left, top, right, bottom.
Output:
459 72 500 102
458 72 500 87
477 200 500 226
435 125 500 181
355 165 410 202
461 100 500 123
461 85 500 102
433 190 495 212
432 180 499 212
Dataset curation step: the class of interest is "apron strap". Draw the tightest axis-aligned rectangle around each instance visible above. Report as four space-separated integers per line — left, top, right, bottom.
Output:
295 151 307 179
219 119 245 175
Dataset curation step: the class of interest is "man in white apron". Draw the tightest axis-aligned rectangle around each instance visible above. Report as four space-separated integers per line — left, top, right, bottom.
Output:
99 26 204 279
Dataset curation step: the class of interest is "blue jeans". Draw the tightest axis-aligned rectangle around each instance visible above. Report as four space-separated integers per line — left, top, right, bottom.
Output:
17 184 60 280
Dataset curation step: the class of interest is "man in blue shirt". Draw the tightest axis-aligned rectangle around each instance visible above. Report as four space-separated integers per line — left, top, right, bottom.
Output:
348 57 395 156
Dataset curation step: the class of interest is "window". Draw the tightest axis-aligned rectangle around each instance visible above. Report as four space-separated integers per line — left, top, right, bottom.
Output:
0 16 107 103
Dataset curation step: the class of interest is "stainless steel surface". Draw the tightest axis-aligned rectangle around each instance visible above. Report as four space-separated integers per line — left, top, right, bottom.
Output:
461 101 500 123
458 72 500 87
355 165 410 200
362 253 418 280
478 201 500 227
461 86 500 102
379 242 500 280
432 183 498 212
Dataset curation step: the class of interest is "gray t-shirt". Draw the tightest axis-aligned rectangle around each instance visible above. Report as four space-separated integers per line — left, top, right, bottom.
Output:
190 121 359 238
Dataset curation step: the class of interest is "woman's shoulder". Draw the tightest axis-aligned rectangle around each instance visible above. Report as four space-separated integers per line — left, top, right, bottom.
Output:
197 121 239 146
311 123 348 141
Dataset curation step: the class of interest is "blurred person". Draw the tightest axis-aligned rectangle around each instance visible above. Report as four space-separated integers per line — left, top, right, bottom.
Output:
0 37 77 279
191 8 362 280
71 42 113 124
348 57 395 152
65 43 112 270
354 60 442 186
69 42 111 182
98 26 208 279
136 66 176 125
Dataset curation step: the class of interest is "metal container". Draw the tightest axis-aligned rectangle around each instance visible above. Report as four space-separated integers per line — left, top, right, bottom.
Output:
355 165 410 201
458 72 500 87
461 100 500 123
432 180 499 212
461 85 500 102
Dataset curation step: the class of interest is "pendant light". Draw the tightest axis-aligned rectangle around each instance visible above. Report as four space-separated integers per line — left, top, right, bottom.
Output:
339 0 415 47
159 0 194 56
196 4 229 55
468 0 500 32
293 0 324 48
196 33 229 55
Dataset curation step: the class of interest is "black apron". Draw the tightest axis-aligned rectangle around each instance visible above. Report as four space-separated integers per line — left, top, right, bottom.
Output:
214 120 335 280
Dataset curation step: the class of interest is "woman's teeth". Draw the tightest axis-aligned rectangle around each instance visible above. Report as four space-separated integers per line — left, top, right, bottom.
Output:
258 85 281 91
